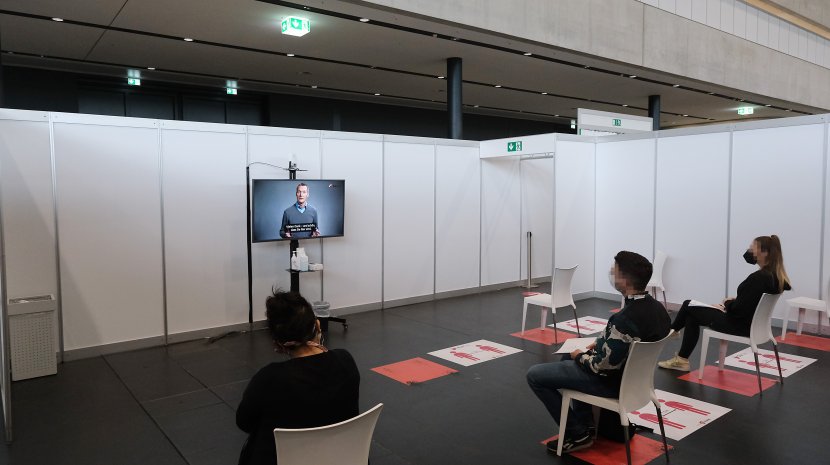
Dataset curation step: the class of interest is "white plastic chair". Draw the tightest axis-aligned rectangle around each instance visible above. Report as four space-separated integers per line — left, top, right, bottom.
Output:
521 266 580 341
699 293 783 394
557 331 673 464
646 250 667 307
273 403 383 465
781 294 829 340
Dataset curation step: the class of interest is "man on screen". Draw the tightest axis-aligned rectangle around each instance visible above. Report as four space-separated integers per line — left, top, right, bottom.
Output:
280 183 321 238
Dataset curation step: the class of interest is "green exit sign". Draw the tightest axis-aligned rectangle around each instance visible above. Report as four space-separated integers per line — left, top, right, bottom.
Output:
507 141 523 152
737 107 754 116
281 16 310 37
612 118 622 127
127 78 141 86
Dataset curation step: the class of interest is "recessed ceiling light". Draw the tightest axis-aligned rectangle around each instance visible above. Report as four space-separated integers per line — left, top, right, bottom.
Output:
765 104 771 107
474 105 479 108
708 92 715 95
494 85 502 88
523 52 532 56
739 99 745 102
147 67 155 70
672 84 680 87
287 53 295 57
629 75 637 78
183 37 194 42
437 76 445 79
682 114 689 117
311 85 317 88
554 114 559 117
584 65 590 69
541 92 547 95
374 93 381 96
52 17 64 22
622 104 629 107
359 18 370 22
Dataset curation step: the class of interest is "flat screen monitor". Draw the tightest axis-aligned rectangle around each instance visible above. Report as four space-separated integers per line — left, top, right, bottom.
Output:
251 179 345 243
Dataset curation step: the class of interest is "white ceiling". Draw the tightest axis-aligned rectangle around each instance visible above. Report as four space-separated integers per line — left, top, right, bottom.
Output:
0 0 825 127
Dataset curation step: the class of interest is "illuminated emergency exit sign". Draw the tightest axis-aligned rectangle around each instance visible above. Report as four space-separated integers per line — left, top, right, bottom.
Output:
507 141 523 152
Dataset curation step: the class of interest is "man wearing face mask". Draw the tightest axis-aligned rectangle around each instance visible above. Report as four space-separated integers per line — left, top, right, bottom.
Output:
659 235 792 371
527 251 670 454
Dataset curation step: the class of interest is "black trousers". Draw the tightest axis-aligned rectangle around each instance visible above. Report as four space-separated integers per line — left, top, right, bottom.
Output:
671 300 748 359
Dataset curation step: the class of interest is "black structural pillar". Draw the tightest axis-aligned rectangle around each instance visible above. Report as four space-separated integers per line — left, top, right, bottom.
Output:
447 57 463 139
648 95 661 131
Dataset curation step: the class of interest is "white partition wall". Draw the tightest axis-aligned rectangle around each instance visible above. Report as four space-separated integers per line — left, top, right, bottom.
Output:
481 158 521 286
161 122 248 335
247 127 323 316
554 139 595 294
655 131 731 304
383 139 435 303
730 123 826 317
594 138 656 294
520 157 554 281
435 144 480 294
321 133 383 311
52 115 165 350
824 123 830 305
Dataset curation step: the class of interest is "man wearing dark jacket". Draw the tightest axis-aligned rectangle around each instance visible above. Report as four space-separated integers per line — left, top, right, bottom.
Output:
527 251 671 454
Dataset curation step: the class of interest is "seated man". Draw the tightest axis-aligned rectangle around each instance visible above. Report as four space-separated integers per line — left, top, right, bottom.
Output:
526 251 671 454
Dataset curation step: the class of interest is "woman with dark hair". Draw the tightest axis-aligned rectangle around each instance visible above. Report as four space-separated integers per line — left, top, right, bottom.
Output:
236 290 360 465
658 235 792 371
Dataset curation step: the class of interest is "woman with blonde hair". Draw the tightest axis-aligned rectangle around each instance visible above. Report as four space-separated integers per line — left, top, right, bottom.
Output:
659 235 791 371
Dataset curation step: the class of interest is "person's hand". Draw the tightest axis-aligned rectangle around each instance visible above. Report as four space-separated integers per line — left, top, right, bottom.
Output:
586 342 596 351
570 349 583 359
714 303 725 311
312 229 320 237
284 231 291 238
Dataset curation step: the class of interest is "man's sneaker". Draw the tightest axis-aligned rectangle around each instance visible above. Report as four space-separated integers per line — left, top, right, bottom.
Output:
658 354 690 371
546 432 594 454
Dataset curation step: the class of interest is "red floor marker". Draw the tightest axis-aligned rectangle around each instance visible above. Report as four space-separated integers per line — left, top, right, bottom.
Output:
610 308 620 314
522 291 541 297
371 357 457 385
510 327 577 346
540 434 672 465
678 365 777 396
776 332 830 351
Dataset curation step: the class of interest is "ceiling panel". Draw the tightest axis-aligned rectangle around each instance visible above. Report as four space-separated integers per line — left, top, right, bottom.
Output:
0 14 103 60
0 0 127 23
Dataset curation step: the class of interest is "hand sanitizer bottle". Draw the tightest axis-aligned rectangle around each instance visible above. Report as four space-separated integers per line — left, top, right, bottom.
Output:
299 251 309 272
291 250 300 271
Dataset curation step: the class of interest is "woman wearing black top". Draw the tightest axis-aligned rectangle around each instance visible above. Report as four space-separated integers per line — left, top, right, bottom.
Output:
658 235 791 371
236 290 360 465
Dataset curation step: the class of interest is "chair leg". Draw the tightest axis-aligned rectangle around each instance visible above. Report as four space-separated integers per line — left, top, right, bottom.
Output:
772 343 784 385
718 340 728 371
781 307 791 340
753 351 763 396
797 308 805 336
623 424 632 465
662 290 667 309
698 333 710 379
571 305 581 337
552 311 558 344
655 405 670 463
521 302 528 333
556 394 571 457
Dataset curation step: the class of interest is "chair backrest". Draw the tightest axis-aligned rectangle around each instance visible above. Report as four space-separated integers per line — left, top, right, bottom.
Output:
273 403 383 465
551 265 578 308
749 293 782 346
648 250 667 288
617 331 672 413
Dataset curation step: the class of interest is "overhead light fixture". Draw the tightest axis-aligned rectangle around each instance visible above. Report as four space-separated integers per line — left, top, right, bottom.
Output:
494 85 502 88
765 104 772 107
474 105 479 108
541 92 547 95
359 18 370 22
51 17 64 22
584 65 590 69
523 52 532 56
286 53 295 57
183 37 194 42
437 76 445 79
374 93 381 96
682 114 689 117
147 67 155 70
622 104 629 107
629 75 637 78
311 85 317 88
281 16 311 37
554 114 559 117
707 92 715 95
672 84 680 88
737 107 754 115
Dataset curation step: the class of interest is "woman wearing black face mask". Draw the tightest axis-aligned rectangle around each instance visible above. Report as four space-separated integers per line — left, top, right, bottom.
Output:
658 235 791 371
236 290 360 465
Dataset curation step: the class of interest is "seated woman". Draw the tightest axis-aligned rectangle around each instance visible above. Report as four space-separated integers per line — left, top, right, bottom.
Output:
236 290 360 465
658 235 791 371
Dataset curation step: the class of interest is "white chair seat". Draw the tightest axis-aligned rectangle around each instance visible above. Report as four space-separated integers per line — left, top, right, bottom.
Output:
525 293 553 307
699 293 783 394
557 332 673 464
781 297 828 339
